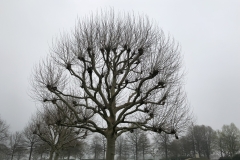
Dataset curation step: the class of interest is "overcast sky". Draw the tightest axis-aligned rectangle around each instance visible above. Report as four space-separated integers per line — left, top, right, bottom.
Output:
0 0 240 132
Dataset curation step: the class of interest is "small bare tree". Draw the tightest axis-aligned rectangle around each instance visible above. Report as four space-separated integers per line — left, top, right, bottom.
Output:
90 135 104 159
127 128 142 160
32 107 87 160
9 132 26 160
138 132 151 160
22 122 40 160
31 10 191 160
32 141 50 160
0 115 9 143
153 132 172 160
192 125 216 159
116 134 131 160
219 123 240 157
60 140 88 160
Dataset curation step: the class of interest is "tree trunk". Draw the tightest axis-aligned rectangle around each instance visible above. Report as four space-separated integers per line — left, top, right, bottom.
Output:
40 152 43 160
135 136 138 160
49 149 54 160
94 146 97 159
164 135 168 160
143 149 145 160
191 127 196 158
11 152 14 160
165 147 168 160
29 143 34 160
106 134 116 160
119 146 122 160
136 146 138 160
54 151 59 160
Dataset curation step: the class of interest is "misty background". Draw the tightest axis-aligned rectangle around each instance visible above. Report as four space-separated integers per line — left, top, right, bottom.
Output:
0 0 240 132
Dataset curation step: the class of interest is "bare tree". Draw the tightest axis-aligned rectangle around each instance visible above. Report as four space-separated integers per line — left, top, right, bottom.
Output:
118 134 131 160
0 143 10 160
127 128 142 160
116 134 130 160
187 123 197 158
220 123 240 157
90 135 104 159
191 125 216 159
216 130 224 157
59 139 87 160
154 132 172 160
100 134 107 159
116 135 124 160
8 131 26 160
0 116 9 160
138 132 151 160
192 125 204 157
32 107 87 160
168 139 181 158
202 126 217 159
22 121 41 160
74 141 89 160
32 141 50 160
0 115 9 143
178 135 193 157
149 146 159 160
31 10 191 160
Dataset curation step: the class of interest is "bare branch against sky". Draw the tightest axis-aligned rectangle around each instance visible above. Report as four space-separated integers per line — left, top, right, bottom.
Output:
30 10 191 159
0 0 240 132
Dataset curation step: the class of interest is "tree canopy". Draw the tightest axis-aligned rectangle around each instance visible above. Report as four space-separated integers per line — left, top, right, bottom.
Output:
31 10 191 160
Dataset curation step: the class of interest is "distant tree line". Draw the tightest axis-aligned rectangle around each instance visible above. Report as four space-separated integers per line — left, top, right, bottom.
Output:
1 114 240 160
151 123 240 160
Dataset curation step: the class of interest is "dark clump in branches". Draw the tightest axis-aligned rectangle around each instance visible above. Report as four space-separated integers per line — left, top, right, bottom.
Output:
31 10 191 160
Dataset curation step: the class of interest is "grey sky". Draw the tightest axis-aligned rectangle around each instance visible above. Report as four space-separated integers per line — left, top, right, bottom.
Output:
0 0 239 132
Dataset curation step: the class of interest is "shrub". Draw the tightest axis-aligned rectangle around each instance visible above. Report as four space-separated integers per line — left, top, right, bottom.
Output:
219 157 232 160
232 154 240 160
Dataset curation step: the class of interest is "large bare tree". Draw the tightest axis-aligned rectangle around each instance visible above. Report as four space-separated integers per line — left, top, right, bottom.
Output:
31 10 191 160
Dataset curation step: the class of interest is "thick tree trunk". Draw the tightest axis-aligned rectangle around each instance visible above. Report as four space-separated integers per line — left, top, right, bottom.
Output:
106 134 116 160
